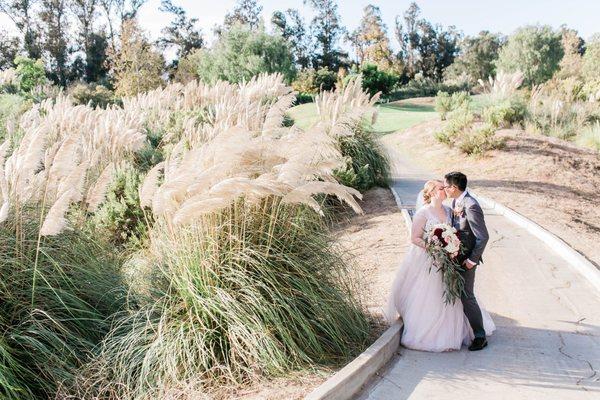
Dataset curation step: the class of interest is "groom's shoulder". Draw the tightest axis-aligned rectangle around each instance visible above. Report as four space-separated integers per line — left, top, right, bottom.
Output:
464 193 482 208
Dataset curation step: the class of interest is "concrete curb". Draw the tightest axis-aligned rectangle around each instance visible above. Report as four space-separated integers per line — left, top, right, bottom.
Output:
304 186 410 400
304 322 402 400
472 192 600 294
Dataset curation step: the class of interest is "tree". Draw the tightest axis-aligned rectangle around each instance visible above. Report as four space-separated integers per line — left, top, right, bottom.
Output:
444 31 504 84
556 28 584 79
271 8 312 69
0 0 43 59
39 0 71 86
304 0 348 70
99 0 146 51
110 18 164 96
394 2 460 80
581 34 600 85
158 0 203 61
349 4 394 71
70 0 109 82
0 30 20 69
222 0 262 32
496 25 563 86
194 24 295 84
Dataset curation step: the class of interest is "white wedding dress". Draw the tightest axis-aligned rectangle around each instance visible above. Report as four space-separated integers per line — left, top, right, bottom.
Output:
384 204 496 352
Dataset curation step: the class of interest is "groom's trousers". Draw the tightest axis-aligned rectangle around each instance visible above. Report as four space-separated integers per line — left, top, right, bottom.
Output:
461 266 486 339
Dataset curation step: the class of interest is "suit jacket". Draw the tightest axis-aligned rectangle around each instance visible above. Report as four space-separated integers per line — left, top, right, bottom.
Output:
451 193 489 265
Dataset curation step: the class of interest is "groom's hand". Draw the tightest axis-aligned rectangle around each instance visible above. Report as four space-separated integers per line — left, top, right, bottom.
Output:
463 259 476 270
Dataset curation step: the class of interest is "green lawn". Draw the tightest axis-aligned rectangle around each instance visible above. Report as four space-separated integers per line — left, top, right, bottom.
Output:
287 94 488 135
287 98 439 134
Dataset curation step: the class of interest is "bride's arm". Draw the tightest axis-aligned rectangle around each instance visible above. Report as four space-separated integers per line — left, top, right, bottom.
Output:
410 212 427 249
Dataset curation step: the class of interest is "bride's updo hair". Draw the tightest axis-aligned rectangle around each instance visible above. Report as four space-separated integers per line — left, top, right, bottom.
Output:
422 180 442 204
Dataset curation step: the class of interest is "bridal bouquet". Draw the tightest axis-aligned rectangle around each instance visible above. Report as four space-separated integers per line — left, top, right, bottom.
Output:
425 223 465 305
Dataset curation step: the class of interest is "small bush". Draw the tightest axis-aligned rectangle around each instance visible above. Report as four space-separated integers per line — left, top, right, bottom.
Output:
335 123 391 191
388 78 469 101
434 105 475 145
576 122 600 151
457 123 505 155
90 164 149 247
435 90 472 120
292 67 337 95
69 83 118 108
482 97 527 128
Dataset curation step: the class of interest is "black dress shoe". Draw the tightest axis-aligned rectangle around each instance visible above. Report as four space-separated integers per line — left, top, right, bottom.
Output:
468 337 488 351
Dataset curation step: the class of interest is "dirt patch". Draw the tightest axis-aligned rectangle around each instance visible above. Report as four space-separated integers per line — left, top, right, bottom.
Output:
383 119 600 267
228 188 408 399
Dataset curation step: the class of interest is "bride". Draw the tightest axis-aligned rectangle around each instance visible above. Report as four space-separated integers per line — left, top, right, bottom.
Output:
384 180 495 352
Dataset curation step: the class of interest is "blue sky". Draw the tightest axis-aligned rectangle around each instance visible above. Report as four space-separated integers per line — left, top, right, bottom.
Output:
1 0 598 51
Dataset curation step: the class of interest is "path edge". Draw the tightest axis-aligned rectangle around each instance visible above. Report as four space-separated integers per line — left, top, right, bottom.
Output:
304 187 409 400
472 192 600 294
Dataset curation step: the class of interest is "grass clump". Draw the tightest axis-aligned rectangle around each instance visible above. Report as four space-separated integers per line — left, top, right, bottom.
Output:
435 90 472 120
73 199 370 399
0 216 126 399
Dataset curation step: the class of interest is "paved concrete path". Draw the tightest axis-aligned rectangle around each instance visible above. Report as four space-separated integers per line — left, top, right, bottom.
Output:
356 147 600 400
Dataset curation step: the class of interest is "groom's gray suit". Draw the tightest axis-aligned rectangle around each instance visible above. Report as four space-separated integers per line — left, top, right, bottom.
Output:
451 192 489 339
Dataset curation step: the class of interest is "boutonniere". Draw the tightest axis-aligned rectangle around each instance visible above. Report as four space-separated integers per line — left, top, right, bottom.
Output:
453 203 465 217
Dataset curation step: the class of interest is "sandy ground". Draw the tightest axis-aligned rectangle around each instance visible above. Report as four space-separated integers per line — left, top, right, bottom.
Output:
229 188 408 399
382 118 600 268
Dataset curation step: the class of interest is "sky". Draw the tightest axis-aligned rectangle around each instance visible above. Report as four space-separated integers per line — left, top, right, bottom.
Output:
135 0 600 45
1 0 599 54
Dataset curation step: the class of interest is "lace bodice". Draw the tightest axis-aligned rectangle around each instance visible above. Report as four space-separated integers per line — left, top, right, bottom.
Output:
415 206 452 240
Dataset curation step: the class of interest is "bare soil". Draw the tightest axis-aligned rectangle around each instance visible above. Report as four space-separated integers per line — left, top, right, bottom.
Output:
382 118 600 268
228 188 408 399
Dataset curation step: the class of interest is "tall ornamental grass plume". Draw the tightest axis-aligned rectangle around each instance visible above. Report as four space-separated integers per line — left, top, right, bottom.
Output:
0 215 126 399
122 73 295 149
478 70 524 101
314 76 390 191
0 94 145 397
71 100 372 398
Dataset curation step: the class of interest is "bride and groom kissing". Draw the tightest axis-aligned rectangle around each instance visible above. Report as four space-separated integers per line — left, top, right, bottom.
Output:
385 171 496 352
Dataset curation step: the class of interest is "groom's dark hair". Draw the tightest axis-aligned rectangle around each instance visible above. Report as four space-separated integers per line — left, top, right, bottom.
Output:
445 171 468 191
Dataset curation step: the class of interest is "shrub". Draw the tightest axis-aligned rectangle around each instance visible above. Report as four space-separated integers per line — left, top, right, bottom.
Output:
69 83 118 108
457 123 505 155
292 67 337 96
482 98 527 128
576 122 600 151
335 123 391 191
435 90 471 120
434 105 475 145
358 63 399 96
90 164 149 247
388 77 468 101
14 56 47 93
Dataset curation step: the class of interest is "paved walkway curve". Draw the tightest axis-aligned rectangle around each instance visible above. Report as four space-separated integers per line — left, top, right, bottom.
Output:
356 146 600 400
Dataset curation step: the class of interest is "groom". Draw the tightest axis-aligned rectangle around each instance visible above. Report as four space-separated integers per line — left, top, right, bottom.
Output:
444 171 489 351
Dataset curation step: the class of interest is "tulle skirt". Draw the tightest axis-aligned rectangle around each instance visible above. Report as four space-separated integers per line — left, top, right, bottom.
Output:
385 245 496 352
